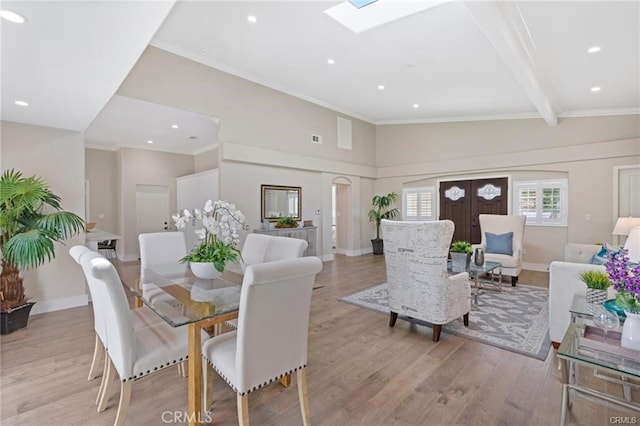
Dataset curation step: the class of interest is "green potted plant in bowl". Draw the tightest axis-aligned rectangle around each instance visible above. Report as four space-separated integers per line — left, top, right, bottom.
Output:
0 169 84 334
450 240 472 271
173 200 249 279
578 270 611 304
274 216 298 229
368 192 400 255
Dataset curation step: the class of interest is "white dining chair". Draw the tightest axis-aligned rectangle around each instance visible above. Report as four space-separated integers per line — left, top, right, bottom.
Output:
202 256 322 425
138 231 189 303
223 234 308 331
84 254 203 426
69 246 163 406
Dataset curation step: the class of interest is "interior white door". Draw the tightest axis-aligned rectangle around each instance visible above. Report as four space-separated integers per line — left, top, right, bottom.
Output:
135 184 170 236
619 167 640 217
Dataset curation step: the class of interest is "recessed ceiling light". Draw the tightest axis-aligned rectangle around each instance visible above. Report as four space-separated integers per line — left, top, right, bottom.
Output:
171 124 179 129
0 10 27 24
413 103 420 108
247 15 257 23
327 59 335 65
147 140 153 144
14 100 29 107
587 46 601 53
377 85 385 90
591 86 601 92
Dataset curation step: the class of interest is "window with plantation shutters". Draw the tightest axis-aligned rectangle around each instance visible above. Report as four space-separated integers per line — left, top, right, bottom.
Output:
403 187 436 221
513 180 568 226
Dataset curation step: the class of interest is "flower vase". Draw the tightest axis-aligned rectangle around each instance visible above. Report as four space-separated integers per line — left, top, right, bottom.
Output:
621 311 640 351
586 289 608 304
189 262 222 280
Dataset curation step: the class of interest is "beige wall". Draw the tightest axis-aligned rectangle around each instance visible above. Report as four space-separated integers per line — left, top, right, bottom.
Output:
194 147 218 172
85 148 118 233
220 160 323 246
1 121 87 314
375 116 640 268
376 115 639 167
118 147 195 260
118 46 377 168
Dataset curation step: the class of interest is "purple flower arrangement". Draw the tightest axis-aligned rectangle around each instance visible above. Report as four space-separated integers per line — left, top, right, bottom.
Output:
605 247 640 314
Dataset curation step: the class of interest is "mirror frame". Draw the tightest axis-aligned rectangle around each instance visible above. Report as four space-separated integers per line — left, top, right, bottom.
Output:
261 184 302 222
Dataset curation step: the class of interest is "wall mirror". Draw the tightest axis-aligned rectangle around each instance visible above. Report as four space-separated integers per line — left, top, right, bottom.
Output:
261 184 302 222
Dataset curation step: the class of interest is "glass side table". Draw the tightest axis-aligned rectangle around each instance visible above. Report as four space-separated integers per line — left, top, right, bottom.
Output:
570 293 625 324
447 260 502 306
557 323 640 425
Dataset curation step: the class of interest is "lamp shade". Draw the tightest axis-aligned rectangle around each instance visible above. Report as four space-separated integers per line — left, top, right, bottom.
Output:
613 217 640 236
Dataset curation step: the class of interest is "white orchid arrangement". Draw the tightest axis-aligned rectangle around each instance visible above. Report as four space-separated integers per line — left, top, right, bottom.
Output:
172 200 249 272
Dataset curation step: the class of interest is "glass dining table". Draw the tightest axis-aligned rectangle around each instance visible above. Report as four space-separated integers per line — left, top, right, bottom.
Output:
120 264 241 426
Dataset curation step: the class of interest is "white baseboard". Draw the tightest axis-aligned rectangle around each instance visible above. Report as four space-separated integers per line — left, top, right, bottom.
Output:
522 262 549 272
360 247 373 255
321 253 335 262
119 254 139 262
332 247 373 257
31 294 88 315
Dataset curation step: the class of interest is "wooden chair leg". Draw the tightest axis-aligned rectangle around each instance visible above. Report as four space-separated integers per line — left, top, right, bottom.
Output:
389 311 398 327
97 359 116 412
237 393 249 426
88 335 102 380
96 349 109 405
203 362 214 409
297 367 311 426
279 374 291 387
463 313 469 327
432 324 442 342
114 381 132 426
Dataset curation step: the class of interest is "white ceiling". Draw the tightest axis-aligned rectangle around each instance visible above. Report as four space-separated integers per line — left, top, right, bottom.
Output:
1 1 638 155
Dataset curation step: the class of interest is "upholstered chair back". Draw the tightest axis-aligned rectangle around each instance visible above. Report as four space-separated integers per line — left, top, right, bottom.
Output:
382 219 464 323
139 232 188 272
241 233 308 266
86 256 136 379
478 214 526 256
70 246 107 339
234 257 322 394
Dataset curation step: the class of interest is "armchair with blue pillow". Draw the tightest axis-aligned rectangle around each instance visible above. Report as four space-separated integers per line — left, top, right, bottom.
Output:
476 214 527 286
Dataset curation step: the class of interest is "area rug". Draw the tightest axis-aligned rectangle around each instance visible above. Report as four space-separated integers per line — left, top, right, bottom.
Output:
338 283 551 360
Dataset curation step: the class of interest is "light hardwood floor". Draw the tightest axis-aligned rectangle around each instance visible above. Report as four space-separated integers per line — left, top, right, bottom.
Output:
1 254 637 425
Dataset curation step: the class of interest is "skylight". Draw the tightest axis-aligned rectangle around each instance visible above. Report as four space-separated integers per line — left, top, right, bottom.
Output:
325 0 449 34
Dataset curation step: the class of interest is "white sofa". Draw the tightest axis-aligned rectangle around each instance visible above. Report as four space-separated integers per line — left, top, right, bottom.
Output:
549 228 640 347
549 244 607 346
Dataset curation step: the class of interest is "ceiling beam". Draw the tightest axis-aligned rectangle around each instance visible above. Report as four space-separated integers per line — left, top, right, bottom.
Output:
462 1 560 126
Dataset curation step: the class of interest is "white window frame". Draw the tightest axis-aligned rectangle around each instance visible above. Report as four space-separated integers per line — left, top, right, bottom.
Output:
402 186 436 221
513 180 568 227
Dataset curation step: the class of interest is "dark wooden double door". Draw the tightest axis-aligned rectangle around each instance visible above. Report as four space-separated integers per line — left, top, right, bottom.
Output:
439 177 508 244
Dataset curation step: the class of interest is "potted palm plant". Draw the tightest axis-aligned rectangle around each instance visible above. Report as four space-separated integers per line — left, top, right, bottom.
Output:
0 169 84 334
368 192 400 255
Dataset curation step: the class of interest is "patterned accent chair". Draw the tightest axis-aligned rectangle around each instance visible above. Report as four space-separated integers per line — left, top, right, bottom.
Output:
202 257 322 425
477 214 527 286
381 219 471 342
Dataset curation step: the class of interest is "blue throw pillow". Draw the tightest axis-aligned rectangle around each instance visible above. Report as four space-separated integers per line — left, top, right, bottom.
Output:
596 245 608 257
485 232 513 256
589 254 608 265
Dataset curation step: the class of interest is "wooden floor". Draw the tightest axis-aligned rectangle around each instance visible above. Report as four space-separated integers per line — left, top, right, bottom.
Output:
1 254 638 425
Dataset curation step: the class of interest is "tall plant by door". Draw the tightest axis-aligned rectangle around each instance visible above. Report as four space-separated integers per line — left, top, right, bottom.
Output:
368 192 400 255
0 169 84 333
